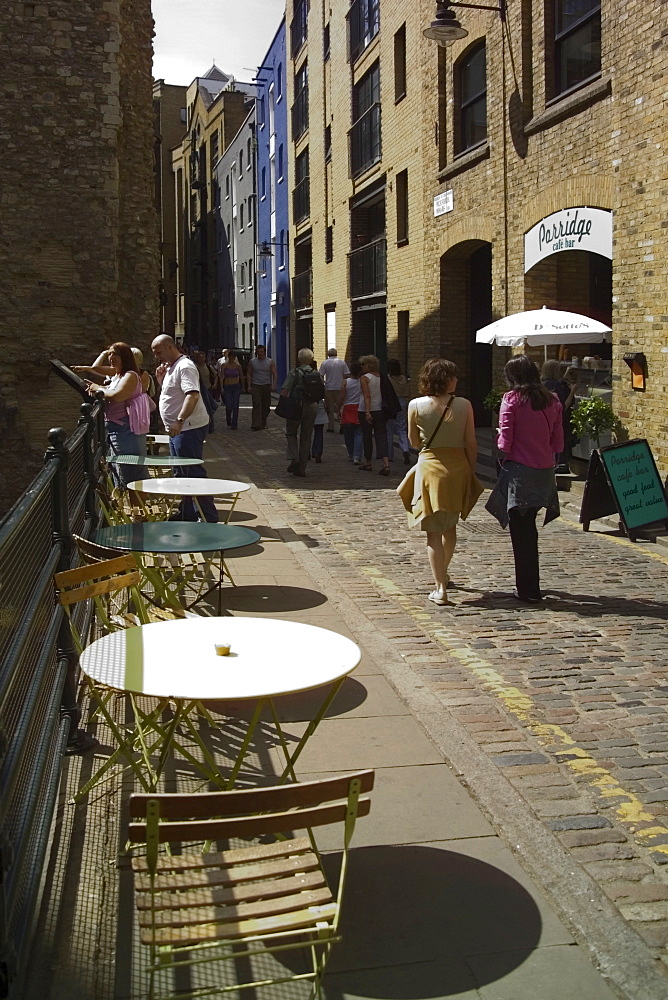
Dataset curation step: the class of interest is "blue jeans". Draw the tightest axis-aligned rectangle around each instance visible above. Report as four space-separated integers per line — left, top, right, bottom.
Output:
223 384 242 429
107 419 146 488
342 423 362 461
387 398 410 459
169 425 218 522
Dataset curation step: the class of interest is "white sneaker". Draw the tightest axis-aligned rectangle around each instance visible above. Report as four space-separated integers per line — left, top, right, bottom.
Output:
428 589 449 606
353 458 361 465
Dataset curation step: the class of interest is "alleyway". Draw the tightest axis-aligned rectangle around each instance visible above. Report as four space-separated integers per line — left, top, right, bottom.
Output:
28 397 668 1000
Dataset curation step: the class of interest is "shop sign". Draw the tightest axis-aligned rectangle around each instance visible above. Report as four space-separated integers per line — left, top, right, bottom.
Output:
524 207 612 273
580 439 668 539
434 190 453 217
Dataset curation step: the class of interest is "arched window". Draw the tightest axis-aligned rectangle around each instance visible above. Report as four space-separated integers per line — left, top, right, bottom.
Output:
457 42 486 154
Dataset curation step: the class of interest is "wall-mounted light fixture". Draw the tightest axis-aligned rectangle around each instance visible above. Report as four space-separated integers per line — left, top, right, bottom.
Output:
423 0 506 45
623 352 647 392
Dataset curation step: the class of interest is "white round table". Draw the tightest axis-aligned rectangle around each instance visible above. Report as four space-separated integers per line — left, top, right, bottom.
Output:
77 617 360 793
127 478 251 523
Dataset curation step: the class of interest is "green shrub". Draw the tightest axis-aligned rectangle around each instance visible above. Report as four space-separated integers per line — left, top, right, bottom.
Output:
482 387 504 412
571 397 616 445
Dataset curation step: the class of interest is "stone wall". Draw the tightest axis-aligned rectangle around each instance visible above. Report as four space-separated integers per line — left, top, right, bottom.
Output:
0 0 159 515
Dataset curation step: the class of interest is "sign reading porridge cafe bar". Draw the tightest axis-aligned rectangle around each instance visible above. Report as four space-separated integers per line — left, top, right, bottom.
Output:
580 439 668 540
524 207 612 273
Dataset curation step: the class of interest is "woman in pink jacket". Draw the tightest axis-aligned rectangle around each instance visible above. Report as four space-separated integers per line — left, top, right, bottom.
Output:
486 355 563 602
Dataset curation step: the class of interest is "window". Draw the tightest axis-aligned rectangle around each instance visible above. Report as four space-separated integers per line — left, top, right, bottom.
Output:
258 95 265 127
247 196 253 226
278 143 284 180
555 0 601 95
323 23 330 60
278 230 285 268
239 148 244 173
247 136 252 167
248 259 254 288
277 62 283 99
350 61 381 177
325 225 333 262
290 0 308 56
293 148 310 223
324 124 332 162
213 180 221 209
457 42 487 154
240 202 244 230
396 169 408 245
240 262 246 288
292 62 309 141
226 223 231 246
348 0 380 62
210 130 219 168
225 174 230 198
394 23 406 102
261 166 266 198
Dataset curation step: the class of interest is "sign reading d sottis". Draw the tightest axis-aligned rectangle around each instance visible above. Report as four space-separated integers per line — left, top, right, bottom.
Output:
600 440 668 530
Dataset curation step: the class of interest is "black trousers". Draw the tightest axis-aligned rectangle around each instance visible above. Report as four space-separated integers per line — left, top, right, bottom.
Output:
508 506 540 598
360 410 388 461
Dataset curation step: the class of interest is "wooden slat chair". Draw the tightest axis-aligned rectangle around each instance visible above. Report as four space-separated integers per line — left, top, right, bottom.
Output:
73 534 188 621
128 770 375 1000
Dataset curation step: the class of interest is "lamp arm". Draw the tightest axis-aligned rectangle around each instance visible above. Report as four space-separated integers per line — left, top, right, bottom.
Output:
449 0 505 13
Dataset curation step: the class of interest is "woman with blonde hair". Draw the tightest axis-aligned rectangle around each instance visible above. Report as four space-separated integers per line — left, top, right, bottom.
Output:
398 358 482 605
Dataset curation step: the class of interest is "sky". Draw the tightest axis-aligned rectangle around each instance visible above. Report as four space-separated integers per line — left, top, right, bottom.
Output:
152 0 286 86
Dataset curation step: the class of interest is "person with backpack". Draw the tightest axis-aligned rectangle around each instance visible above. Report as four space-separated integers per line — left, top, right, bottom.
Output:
279 348 325 477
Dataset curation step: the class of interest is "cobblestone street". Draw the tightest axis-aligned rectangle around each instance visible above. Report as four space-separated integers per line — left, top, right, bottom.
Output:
209 400 668 983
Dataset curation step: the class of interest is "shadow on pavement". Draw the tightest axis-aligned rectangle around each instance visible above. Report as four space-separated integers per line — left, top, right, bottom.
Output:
459 589 668 620
219 584 328 613
208 676 368 724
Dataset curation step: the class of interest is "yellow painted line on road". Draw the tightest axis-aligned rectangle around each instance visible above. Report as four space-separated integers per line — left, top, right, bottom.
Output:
277 487 668 855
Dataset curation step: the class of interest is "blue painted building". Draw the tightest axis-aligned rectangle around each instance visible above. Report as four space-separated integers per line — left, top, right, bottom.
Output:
255 19 290 385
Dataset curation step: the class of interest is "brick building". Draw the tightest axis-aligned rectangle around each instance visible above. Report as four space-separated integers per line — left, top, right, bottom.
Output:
286 0 668 467
0 0 159 514
153 80 187 338
170 67 254 351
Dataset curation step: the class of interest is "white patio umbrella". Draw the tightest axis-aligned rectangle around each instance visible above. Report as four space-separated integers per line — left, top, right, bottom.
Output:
476 306 612 348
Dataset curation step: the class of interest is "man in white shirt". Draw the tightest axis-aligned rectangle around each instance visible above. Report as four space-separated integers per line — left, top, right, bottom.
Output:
151 334 218 522
319 348 349 431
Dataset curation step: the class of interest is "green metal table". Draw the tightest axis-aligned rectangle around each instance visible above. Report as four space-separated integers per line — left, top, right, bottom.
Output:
96 522 260 615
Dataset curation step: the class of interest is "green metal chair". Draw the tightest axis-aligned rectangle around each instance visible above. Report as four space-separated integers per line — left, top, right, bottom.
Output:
128 770 375 999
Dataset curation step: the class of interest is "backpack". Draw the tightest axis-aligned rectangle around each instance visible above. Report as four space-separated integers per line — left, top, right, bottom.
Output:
298 368 326 403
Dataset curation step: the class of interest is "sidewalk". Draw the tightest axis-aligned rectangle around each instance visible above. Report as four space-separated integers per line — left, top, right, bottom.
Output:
25 403 665 999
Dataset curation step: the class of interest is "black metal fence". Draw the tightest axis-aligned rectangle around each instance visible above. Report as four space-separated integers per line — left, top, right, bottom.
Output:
0 401 105 1000
349 237 387 298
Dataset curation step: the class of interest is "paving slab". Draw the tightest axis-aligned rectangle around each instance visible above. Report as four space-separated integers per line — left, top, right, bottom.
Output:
470 945 620 1000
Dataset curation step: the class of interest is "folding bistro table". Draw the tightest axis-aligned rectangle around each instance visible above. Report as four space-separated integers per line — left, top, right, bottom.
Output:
96 521 260 613
127 477 251 524
76 617 361 797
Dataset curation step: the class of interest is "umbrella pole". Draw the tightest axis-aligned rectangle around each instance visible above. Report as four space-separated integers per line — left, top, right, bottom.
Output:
544 344 548 362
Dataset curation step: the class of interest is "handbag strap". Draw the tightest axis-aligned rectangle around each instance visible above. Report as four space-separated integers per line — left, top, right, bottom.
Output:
422 395 454 451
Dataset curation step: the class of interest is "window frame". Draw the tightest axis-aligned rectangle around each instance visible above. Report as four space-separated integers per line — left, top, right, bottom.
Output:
455 41 487 156
554 0 602 97
394 23 407 103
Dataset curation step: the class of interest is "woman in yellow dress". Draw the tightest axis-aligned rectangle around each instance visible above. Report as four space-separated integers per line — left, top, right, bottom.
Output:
398 359 482 605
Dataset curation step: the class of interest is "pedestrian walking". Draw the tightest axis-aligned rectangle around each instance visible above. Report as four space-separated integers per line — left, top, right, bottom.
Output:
221 350 244 430
194 350 219 433
386 359 412 465
319 348 349 432
486 355 563 603
338 360 363 463
310 399 328 463
358 355 390 475
248 344 277 430
541 359 577 472
151 335 218 522
397 358 482 606
280 348 324 477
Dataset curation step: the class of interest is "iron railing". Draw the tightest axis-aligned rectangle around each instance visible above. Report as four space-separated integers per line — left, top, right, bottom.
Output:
349 237 386 298
292 175 310 224
291 85 309 142
0 401 105 1000
293 268 313 310
349 103 381 178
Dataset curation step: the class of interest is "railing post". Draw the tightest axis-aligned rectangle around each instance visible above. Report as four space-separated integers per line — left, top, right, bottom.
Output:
78 402 99 529
44 428 80 742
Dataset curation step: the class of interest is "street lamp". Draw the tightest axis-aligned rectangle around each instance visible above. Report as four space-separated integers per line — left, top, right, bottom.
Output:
423 0 506 45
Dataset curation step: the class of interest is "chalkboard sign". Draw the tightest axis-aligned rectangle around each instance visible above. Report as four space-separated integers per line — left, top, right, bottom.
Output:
580 438 668 540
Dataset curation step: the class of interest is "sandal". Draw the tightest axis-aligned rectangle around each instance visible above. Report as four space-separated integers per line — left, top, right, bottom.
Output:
379 466 390 476
358 464 372 471
428 589 449 606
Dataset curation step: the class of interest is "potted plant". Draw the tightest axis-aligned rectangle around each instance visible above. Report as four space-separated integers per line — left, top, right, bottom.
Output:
571 397 616 450
482 387 504 414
